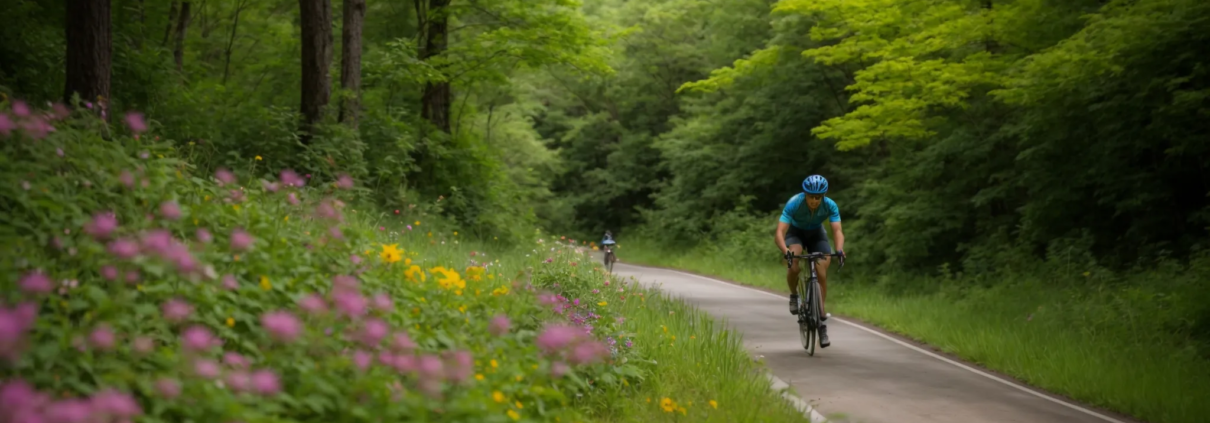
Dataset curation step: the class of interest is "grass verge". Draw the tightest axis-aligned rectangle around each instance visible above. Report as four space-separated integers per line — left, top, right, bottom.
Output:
619 239 1210 423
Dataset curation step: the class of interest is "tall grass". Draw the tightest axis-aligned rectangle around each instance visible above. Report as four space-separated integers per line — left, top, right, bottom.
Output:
619 238 1210 423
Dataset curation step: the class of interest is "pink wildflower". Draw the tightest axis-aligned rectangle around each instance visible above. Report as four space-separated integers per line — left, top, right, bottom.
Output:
45 398 93 423
332 274 359 292
226 371 250 393
279 170 305 187
88 325 116 350
263 181 279 192
337 174 354 189
393 354 417 373
159 201 181 220
118 170 135 188
139 229 172 254
100 265 118 281
417 354 444 380
84 212 118 239
261 311 302 343
11 101 30 117
156 378 181 398
91 388 142 418
18 271 53 294
196 228 212 243
535 325 581 355
223 352 249 368
298 293 327 315
349 255 362 265
215 168 237 185
132 336 154 355
444 350 473 382
0 114 13 137
358 319 389 346
489 315 510 336
371 293 393 312
333 291 368 318
392 332 416 352
353 350 372 371
551 361 569 378
181 325 217 352
222 274 238 290
328 226 343 240
287 192 299 205
162 299 193 323
230 229 253 251
250 369 281 396
52 103 71 119
124 112 147 133
569 341 608 365
193 358 220 379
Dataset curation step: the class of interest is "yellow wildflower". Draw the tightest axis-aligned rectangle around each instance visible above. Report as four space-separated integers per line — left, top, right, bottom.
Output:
493 391 505 403
490 359 498 369
709 400 718 409
260 275 271 290
405 257 412 266
597 301 607 306
255 155 263 161
414 221 420 226
453 231 458 236
515 375 522 382
475 374 485 381
233 254 240 261
515 401 523 409
427 231 433 237
466 266 485 282
226 317 235 327
507 410 520 421
458 305 467 313
380 244 403 263
677 406 687 415
404 265 428 282
660 398 676 413
232 205 240 211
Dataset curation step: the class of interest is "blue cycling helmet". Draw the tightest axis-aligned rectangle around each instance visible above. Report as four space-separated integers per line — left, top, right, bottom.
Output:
802 175 829 194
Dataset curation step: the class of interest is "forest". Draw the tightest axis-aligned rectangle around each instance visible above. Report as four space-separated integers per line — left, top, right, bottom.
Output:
1 0 1208 422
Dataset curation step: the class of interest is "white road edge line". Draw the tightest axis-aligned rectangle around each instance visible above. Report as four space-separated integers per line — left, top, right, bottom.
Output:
767 372 830 422
616 263 1131 423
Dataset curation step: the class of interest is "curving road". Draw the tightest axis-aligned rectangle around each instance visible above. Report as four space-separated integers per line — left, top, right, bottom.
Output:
604 258 1141 423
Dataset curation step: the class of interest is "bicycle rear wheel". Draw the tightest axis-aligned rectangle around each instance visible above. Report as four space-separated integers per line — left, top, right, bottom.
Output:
604 251 614 273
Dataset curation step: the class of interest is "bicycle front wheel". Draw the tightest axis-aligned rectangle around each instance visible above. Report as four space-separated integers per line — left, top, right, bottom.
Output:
799 278 816 355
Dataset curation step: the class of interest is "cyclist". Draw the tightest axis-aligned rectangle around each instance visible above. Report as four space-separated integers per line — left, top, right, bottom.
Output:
775 175 845 348
601 230 618 264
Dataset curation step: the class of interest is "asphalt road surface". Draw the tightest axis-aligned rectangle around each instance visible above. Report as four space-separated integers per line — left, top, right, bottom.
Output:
603 257 1140 423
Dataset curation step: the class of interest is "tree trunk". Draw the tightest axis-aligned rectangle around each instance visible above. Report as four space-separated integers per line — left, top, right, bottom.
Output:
64 0 113 110
173 2 192 72
222 0 248 84
162 1 178 46
339 0 365 128
420 0 451 133
299 0 333 144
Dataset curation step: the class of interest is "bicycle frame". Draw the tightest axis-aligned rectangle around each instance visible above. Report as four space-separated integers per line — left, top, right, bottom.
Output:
785 251 842 355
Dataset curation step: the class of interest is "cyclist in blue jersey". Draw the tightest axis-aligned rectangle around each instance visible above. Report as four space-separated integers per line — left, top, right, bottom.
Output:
601 230 618 263
775 175 846 348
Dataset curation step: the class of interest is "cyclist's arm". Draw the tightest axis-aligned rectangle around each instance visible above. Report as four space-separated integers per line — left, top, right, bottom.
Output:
831 221 844 252
775 221 791 254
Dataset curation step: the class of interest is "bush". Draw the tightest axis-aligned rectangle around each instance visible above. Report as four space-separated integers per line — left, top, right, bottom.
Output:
0 100 639 423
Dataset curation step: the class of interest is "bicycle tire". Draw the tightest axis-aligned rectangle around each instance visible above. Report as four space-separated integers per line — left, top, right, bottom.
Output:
807 277 823 356
799 276 816 355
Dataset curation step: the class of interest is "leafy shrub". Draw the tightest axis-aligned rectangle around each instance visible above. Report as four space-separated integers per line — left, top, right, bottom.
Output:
0 100 642 423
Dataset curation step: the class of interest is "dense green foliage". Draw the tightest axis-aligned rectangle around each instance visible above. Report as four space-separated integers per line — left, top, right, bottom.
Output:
0 104 811 422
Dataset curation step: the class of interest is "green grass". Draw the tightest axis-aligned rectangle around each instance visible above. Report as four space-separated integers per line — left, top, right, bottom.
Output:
619 239 1210 423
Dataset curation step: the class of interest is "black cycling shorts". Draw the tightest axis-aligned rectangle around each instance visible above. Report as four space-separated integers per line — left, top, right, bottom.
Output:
785 225 832 254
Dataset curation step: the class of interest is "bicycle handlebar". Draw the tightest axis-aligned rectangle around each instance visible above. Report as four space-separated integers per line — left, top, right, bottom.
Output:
784 252 845 269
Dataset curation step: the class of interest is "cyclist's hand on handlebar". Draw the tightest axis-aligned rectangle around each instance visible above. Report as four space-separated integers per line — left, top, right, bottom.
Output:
837 250 846 268
783 249 793 263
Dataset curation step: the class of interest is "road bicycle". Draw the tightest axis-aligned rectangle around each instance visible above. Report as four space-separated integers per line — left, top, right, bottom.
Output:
785 251 843 356
602 244 617 273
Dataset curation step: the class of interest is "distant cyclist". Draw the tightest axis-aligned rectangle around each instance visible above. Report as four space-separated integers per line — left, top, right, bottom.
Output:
601 230 618 264
775 175 846 348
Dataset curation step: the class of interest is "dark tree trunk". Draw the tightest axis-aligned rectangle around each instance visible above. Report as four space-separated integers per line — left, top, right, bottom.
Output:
420 0 450 133
173 2 192 72
222 0 248 84
299 0 333 143
162 1 178 46
339 0 365 128
64 0 113 109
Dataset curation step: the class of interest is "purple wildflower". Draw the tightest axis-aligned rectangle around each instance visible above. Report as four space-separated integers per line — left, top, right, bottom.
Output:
215 168 237 185
84 212 118 239
371 293 393 312
392 332 416 352
298 293 327 315
18 271 53 294
156 378 181 398
193 358 220 379
222 274 238 290
536 325 581 355
124 112 147 133
250 370 281 396
230 229 253 251
223 352 249 369
261 311 302 343
353 350 372 371
88 325 116 350
196 228 212 243
358 319 389 347
489 315 510 336
337 174 354 189
159 201 181 220
162 299 193 323
181 325 217 352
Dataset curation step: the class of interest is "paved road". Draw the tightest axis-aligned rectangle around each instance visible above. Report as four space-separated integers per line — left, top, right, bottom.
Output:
604 258 1138 423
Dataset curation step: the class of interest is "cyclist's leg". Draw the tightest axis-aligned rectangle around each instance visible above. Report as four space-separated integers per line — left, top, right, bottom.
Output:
783 229 805 314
